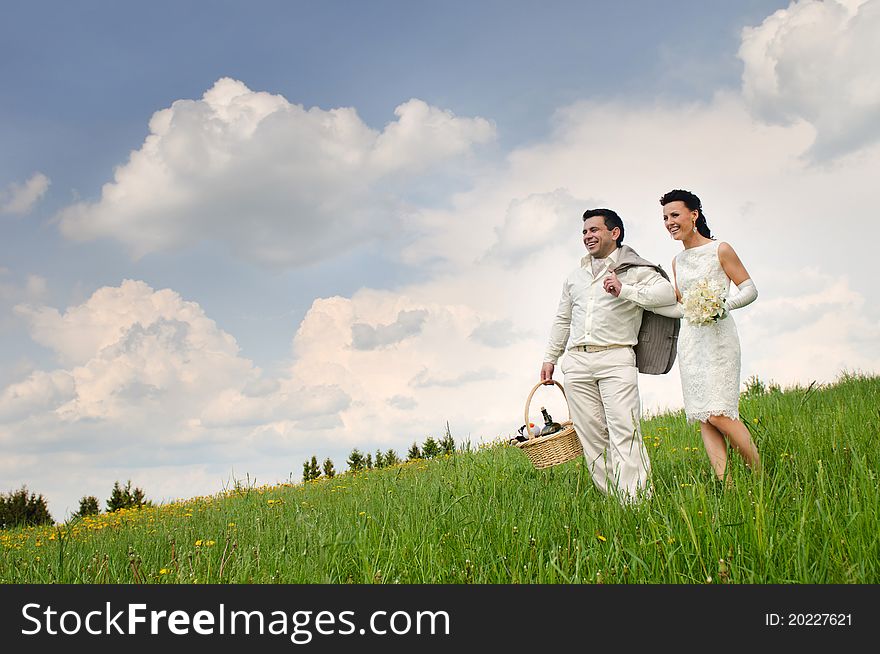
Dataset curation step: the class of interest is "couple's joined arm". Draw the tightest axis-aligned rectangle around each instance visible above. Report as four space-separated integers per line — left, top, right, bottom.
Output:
650 302 683 318
617 267 677 308
650 256 683 317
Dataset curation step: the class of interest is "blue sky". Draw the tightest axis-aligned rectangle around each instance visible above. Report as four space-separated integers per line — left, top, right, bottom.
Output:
3 0 879 518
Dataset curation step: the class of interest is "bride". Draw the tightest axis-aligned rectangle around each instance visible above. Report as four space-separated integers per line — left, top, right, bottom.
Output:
657 189 761 483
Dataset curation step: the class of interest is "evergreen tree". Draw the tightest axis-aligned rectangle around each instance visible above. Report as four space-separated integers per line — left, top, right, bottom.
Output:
346 448 365 473
422 436 441 458
440 421 456 455
130 486 147 507
365 453 373 469
106 480 149 512
0 486 53 529
74 495 100 518
407 442 421 460
384 449 400 467
107 481 127 512
374 449 385 469
302 456 321 481
322 458 336 478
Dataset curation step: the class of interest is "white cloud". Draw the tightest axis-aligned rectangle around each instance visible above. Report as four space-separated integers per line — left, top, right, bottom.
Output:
742 272 880 384
14 279 241 369
56 78 495 267
287 290 542 456
0 273 49 304
484 189 590 265
371 99 497 173
0 173 50 215
739 0 880 159
469 319 532 348
387 395 418 410
5 280 348 440
8 280 261 427
351 309 428 350
0 370 75 424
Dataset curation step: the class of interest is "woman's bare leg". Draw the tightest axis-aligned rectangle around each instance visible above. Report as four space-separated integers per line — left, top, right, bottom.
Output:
699 420 730 483
706 414 761 473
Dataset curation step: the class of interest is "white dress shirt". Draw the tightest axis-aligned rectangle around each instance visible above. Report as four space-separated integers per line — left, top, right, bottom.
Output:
543 246 677 364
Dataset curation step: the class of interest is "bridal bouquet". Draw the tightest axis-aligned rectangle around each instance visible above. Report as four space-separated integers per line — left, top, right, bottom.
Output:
682 278 727 326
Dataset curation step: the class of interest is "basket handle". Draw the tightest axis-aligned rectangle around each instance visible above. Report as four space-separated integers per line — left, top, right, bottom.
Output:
524 380 570 433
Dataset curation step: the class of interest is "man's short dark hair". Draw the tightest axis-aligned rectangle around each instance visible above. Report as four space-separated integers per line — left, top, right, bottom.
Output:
583 208 624 247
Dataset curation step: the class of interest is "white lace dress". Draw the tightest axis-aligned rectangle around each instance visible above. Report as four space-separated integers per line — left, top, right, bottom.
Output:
675 241 741 424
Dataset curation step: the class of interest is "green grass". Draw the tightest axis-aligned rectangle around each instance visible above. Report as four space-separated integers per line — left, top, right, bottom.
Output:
2 372 878 584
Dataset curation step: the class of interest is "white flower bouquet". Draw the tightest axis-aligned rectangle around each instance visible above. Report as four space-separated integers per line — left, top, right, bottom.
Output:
682 278 727 326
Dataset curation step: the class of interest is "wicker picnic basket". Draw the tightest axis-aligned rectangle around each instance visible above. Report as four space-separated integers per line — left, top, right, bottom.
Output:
516 380 583 469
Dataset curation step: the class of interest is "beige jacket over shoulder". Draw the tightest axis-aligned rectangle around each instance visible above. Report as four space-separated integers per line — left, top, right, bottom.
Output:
543 245 677 364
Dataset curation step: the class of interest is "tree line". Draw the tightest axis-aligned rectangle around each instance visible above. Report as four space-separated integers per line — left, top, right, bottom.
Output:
3 425 461 527
302 428 457 482
0 480 150 530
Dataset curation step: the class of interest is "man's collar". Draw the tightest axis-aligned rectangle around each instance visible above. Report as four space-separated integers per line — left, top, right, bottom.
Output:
581 246 620 268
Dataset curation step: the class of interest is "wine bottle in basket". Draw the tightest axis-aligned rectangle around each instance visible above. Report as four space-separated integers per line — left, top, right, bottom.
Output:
538 407 562 437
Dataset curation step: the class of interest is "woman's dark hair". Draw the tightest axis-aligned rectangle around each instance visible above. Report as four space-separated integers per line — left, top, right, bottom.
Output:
583 208 625 247
659 189 712 239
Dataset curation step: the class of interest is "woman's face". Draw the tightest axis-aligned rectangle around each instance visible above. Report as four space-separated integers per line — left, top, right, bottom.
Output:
662 200 698 241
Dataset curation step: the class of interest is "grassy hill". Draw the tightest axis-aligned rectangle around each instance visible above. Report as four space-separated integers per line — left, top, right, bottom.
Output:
2 372 878 583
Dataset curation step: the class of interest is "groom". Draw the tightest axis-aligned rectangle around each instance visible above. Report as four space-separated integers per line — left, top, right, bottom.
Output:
540 209 676 501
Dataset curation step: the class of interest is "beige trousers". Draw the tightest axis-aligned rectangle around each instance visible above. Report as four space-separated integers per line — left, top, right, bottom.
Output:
561 347 651 502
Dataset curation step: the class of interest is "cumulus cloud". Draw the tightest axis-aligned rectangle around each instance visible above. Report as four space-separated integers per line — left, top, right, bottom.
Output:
0 370 75 424
0 273 48 304
9 280 254 424
351 309 428 350
387 395 418 410
739 0 880 159
484 189 590 265
14 279 240 369
469 319 531 348
0 173 50 215
411 366 503 388
287 290 543 457
742 272 880 384
56 78 495 267
3 280 355 440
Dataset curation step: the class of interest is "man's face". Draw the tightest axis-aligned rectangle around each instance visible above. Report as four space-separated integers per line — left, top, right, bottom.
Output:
583 215 619 258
